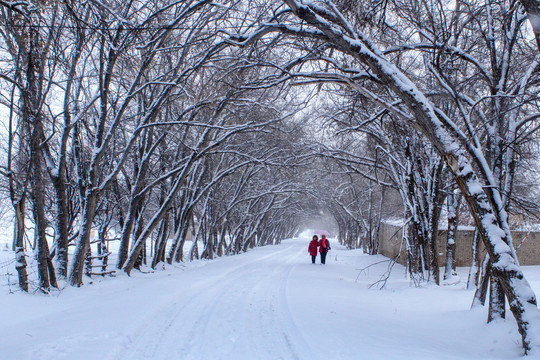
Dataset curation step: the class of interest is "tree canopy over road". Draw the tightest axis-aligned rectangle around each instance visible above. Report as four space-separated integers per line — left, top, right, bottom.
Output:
1 0 540 354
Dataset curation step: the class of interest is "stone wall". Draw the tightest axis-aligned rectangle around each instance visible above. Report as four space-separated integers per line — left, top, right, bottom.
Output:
378 222 540 267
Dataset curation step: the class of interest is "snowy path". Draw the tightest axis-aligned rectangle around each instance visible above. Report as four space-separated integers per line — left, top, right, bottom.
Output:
114 242 313 360
1 236 536 359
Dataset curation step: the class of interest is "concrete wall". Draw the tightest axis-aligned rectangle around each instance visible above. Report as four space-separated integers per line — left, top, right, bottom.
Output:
378 222 540 267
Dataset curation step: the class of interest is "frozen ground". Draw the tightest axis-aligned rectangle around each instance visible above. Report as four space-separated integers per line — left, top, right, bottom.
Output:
0 234 539 359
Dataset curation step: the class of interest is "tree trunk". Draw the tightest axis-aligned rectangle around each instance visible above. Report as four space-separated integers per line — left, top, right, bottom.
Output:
170 209 193 264
190 217 202 261
30 122 56 291
69 191 99 286
152 216 170 269
467 230 481 289
428 162 445 285
51 174 69 278
371 186 385 255
444 190 460 281
84 244 92 278
25 23 56 291
13 199 28 292
117 196 144 269
98 223 109 275
472 255 491 308
443 233 456 281
488 274 506 322
217 225 228 257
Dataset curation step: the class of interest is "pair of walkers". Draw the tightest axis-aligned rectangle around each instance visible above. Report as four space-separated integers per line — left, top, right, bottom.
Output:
308 234 331 264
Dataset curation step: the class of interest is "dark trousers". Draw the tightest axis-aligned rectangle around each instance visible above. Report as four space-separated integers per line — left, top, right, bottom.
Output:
311 255 316 264
321 250 327 264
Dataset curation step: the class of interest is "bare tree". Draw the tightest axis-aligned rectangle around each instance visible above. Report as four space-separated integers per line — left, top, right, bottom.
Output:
227 0 539 352
0 1 61 291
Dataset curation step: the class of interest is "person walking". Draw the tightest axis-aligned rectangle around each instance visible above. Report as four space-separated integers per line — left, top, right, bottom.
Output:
308 235 319 264
319 234 331 264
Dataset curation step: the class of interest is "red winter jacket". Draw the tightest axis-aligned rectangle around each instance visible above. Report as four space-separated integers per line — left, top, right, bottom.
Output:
319 238 330 253
308 240 318 256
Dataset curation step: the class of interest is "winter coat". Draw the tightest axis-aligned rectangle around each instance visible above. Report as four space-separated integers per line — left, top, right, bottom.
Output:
319 238 331 253
308 240 319 256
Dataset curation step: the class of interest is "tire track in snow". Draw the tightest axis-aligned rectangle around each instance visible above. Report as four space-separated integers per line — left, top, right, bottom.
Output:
244 243 316 359
113 241 309 360
114 245 291 359
279 250 318 359
177 241 312 359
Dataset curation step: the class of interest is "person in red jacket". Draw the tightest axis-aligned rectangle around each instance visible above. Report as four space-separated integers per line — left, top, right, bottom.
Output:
319 234 331 264
308 235 319 264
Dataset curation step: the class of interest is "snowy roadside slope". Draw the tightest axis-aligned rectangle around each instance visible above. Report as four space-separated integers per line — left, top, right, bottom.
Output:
0 237 532 359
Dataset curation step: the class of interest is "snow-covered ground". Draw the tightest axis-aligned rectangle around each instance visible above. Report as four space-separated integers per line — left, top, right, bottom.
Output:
0 234 538 360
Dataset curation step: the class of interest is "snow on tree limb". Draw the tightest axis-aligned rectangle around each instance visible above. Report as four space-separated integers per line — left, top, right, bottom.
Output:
274 0 539 353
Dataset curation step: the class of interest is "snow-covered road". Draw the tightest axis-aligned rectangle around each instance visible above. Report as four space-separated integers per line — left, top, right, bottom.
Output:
1 236 535 359
114 241 313 360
